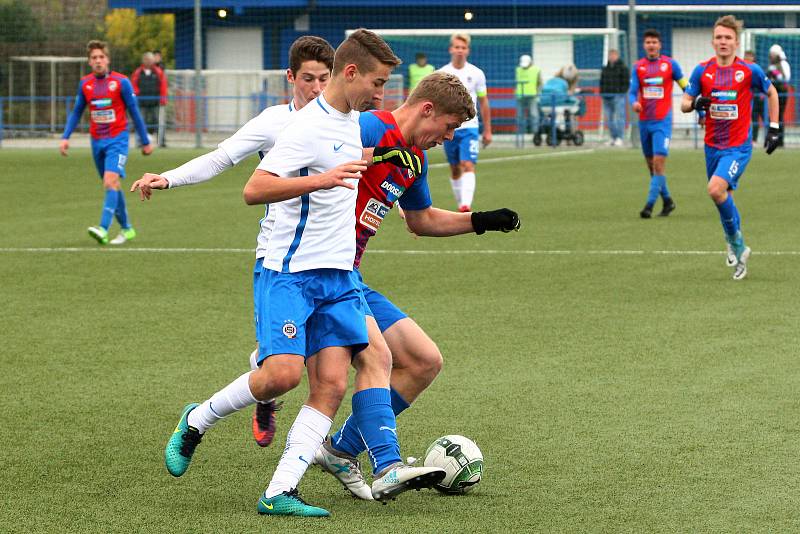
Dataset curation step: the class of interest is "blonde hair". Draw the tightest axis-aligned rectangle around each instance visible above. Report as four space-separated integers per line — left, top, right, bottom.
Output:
450 33 471 47
714 15 744 38
407 72 476 123
333 29 401 75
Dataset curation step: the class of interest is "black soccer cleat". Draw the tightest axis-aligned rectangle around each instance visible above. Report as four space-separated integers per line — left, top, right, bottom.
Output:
639 204 653 219
658 198 676 217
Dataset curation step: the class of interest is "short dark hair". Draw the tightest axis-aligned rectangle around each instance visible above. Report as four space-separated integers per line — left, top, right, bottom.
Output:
415 52 427 60
643 29 661 41
333 29 401 75
87 40 109 59
288 36 335 75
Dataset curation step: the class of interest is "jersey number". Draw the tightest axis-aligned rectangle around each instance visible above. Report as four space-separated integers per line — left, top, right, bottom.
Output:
728 160 739 179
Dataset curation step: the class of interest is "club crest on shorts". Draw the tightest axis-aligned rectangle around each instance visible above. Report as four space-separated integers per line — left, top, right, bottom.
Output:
282 320 297 339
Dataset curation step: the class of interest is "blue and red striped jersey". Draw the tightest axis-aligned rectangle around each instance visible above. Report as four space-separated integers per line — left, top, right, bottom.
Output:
687 57 772 149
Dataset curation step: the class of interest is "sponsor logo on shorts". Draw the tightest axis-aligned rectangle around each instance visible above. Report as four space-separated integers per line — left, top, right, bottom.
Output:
282 321 297 339
359 198 389 232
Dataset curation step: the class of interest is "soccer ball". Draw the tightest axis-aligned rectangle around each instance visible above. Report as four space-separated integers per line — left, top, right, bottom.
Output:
423 435 483 494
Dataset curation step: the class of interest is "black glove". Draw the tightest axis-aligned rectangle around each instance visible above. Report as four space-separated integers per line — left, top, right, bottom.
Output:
765 125 781 155
372 146 422 176
692 95 712 111
471 209 521 235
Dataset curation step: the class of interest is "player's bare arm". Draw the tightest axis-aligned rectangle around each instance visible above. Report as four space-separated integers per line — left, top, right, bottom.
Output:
59 139 69 156
405 207 520 236
243 160 367 205
479 95 492 146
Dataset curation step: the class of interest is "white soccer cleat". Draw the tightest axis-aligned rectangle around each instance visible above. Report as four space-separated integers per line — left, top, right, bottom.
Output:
725 243 737 267
314 438 374 500
733 246 751 281
371 462 446 502
109 233 127 245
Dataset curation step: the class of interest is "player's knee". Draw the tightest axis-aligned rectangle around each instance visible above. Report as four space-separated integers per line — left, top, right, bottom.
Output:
461 161 475 173
355 343 393 378
250 363 301 399
707 181 727 202
310 368 348 406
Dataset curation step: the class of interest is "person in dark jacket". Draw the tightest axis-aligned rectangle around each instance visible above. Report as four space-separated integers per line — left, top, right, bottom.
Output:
600 48 629 146
132 52 168 147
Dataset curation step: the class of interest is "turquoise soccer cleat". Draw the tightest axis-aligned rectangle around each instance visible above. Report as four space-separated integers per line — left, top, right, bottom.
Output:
165 403 202 477
257 488 330 517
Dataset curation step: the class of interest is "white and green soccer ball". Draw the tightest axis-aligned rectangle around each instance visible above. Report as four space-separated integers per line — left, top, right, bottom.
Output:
423 435 483 494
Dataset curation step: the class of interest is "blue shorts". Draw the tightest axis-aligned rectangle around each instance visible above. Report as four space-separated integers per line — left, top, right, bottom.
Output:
639 119 671 157
91 132 129 178
354 269 408 332
704 143 752 190
255 267 368 363
253 257 264 331
443 128 480 165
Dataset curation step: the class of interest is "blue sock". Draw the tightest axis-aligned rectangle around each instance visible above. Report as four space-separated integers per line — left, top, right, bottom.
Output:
352 388 400 475
100 189 118 230
390 387 410 416
656 175 671 200
646 175 660 206
716 195 738 237
114 190 130 229
331 387 410 459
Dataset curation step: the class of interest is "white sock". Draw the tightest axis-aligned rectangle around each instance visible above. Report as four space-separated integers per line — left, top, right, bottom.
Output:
187 372 257 433
264 405 332 498
450 178 463 206
460 172 476 208
247 349 274 405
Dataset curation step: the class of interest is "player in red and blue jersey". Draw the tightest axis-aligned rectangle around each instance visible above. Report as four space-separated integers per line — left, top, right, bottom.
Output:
311 72 520 498
682 16 779 281
60 40 152 245
629 29 689 219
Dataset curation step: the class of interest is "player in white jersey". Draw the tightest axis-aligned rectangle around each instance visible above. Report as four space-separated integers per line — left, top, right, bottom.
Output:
438 33 492 212
132 36 335 447
163 30 443 518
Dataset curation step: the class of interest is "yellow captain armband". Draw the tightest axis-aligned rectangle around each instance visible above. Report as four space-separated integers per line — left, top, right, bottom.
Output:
477 90 487 98
677 77 689 90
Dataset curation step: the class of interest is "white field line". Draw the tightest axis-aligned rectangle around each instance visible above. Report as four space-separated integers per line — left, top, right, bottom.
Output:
426 149 596 169
1 247 799 256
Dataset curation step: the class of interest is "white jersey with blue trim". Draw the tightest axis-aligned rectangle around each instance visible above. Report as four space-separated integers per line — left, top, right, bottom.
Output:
438 61 486 130
257 93 362 273
220 101 294 260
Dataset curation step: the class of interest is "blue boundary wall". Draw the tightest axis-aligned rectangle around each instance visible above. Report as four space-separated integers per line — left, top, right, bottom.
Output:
110 1 798 80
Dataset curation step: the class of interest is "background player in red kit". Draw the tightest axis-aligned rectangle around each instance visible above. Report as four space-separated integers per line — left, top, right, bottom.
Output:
682 15 780 281
61 40 152 245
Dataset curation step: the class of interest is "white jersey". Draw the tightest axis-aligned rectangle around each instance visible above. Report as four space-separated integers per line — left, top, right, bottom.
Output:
257 93 362 273
438 61 487 130
161 101 295 259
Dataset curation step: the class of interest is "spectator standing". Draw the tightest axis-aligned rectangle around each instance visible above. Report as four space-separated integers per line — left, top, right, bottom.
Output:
408 52 434 93
515 54 542 140
767 44 791 147
600 48 629 146
132 52 168 147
